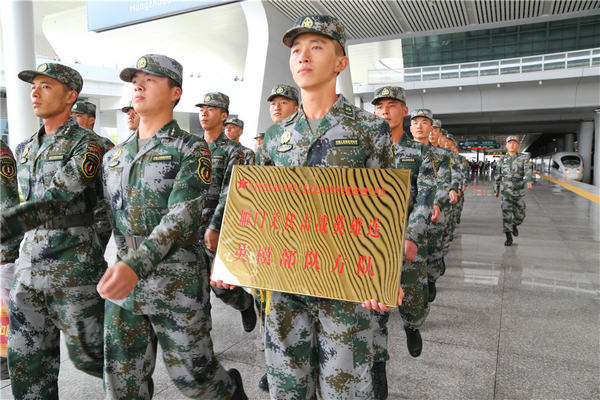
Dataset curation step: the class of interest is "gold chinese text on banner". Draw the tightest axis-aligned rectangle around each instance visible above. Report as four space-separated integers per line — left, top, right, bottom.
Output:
212 166 410 307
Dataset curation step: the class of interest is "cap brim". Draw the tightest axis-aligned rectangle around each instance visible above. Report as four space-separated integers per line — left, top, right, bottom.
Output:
17 70 40 84
120 68 142 83
121 107 133 113
267 93 296 102
282 28 346 55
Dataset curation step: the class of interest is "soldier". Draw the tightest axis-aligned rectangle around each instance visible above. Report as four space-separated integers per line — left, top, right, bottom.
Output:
371 90 438 399
195 92 256 332
254 132 264 147
1 62 106 398
251 15 403 399
121 101 140 132
441 133 464 254
97 54 247 399
494 136 533 246
224 117 255 165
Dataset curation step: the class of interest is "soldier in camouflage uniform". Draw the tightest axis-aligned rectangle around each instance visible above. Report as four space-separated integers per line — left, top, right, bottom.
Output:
97 54 247 399
1 63 106 399
255 15 403 399
494 136 533 246
121 101 140 132
371 90 438 399
195 92 256 333
224 117 255 165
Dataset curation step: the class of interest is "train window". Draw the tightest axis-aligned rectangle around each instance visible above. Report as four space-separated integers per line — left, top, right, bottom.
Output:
552 161 560 169
561 156 581 167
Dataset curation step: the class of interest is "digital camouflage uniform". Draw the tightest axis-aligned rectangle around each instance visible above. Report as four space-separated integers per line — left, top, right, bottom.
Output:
225 117 256 166
442 139 463 255
0 139 20 264
494 140 533 233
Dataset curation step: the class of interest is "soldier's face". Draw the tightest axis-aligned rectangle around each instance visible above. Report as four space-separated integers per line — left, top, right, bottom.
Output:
289 33 348 90
71 113 95 130
225 124 243 142
373 98 407 131
256 138 264 147
126 109 140 131
410 117 432 142
506 140 519 153
199 106 227 131
31 75 77 119
443 137 453 149
269 96 298 122
430 126 441 145
131 72 180 115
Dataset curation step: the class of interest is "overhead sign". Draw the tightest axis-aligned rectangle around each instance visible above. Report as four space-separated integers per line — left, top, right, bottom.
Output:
459 140 498 150
212 165 410 307
87 0 236 32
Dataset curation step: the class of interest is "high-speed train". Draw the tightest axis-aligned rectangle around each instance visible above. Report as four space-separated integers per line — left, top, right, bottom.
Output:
549 152 583 181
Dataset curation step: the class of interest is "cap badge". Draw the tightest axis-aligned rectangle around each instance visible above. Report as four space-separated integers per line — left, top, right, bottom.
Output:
137 57 147 69
281 130 292 144
418 110 424 115
72 104 78 110
276 86 284 94
381 88 390 96
301 17 313 28
204 95 211 102
38 64 48 73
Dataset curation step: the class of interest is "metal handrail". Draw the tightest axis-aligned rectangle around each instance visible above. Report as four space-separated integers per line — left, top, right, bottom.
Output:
367 47 600 84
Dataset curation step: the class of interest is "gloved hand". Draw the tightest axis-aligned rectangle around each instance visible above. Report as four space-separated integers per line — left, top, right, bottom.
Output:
0 262 15 307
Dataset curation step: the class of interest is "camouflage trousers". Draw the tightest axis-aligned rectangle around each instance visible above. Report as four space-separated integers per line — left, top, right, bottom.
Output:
442 203 458 255
103 298 235 400
427 209 449 283
8 279 104 399
500 189 526 233
265 292 374 399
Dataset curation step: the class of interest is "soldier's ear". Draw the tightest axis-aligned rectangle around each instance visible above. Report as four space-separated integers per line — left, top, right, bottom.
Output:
334 55 349 74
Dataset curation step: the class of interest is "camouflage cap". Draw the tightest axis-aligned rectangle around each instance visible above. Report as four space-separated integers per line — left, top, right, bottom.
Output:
283 15 347 55
18 63 83 94
254 132 265 139
120 54 183 87
71 100 96 117
441 128 449 135
224 117 244 129
506 135 520 143
195 92 229 112
267 84 299 103
446 133 457 144
121 101 134 113
433 119 442 128
371 86 406 105
410 108 434 121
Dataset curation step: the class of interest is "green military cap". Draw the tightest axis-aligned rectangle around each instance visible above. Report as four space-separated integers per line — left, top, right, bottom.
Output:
506 135 520 143
446 133 457 144
283 15 347 55
71 100 96 117
433 119 442 128
195 92 229 112
371 86 406 105
267 84 299 103
224 117 244 129
18 63 83 94
254 132 265 139
410 108 433 121
441 128 448 135
120 54 183 87
121 101 134 113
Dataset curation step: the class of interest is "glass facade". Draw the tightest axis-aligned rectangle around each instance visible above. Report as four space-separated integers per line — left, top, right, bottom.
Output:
402 15 600 67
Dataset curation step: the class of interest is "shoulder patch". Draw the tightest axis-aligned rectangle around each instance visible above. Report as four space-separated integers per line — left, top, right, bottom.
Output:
82 152 100 179
0 155 16 179
197 157 211 184
343 104 354 118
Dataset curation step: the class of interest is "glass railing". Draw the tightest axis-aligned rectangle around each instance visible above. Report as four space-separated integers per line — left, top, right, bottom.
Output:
367 48 600 84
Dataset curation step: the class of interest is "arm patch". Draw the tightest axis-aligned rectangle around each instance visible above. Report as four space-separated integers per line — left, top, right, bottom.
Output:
82 152 101 178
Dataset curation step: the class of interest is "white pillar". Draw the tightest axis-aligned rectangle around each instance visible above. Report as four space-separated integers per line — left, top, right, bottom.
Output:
564 133 574 153
1 0 38 150
577 120 594 184
336 65 354 101
594 109 600 187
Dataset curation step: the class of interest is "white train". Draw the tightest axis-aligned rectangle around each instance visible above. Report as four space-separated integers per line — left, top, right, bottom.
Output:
549 152 583 181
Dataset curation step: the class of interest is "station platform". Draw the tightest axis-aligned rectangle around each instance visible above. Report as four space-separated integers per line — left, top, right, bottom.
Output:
1 175 598 399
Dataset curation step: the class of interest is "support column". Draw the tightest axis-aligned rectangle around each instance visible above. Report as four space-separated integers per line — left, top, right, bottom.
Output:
336 65 354 101
1 0 39 150
577 120 594 184
564 133 574 152
594 109 600 187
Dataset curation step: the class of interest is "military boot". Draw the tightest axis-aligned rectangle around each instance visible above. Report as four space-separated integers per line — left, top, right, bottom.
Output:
428 279 436 303
404 326 422 357
440 258 446 276
258 373 269 392
241 304 257 332
228 368 248 400
512 225 519 236
504 232 513 246
372 361 388 400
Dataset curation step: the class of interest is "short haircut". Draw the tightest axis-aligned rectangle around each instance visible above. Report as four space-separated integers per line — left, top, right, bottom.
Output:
167 77 181 107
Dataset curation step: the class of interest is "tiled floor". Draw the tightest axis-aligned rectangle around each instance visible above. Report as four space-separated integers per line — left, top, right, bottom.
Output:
1 175 598 399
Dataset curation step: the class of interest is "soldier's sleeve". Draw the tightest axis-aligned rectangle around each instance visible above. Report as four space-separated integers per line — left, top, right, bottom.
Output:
367 121 393 168
0 136 104 240
405 148 436 244
449 154 461 191
208 146 243 233
0 141 21 262
525 157 533 183
93 140 115 250
433 159 451 207
122 139 211 279
245 149 256 166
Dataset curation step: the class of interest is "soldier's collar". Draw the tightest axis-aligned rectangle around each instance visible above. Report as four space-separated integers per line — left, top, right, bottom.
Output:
155 119 180 138
283 110 301 127
329 94 355 121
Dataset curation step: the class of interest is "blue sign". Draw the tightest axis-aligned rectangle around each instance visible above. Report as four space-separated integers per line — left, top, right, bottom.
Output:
87 0 236 32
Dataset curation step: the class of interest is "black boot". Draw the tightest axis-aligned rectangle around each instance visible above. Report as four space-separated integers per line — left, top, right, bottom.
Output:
258 373 269 392
228 368 248 400
372 361 388 400
241 304 257 333
428 280 436 303
512 225 519 237
404 327 422 357
439 258 446 276
504 232 513 246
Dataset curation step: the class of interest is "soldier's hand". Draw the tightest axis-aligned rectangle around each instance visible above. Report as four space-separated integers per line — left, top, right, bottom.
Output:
210 279 237 290
432 205 441 222
0 262 15 307
495 192 499 198
449 190 458 204
97 261 139 300
527 182 533 190
361 287 404 312
404 240 417 262
204 229 220 252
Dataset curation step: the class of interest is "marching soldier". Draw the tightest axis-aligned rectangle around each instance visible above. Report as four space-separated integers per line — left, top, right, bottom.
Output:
494 136 533 246
224 117 255 165
1 62 106 398
97 54 247 399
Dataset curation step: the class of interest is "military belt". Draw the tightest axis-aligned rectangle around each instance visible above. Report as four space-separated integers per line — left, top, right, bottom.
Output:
42 213 94 229
123 231 199 251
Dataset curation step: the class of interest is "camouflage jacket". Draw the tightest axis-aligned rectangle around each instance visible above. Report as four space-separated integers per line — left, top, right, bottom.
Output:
90 131 114 249
429 145 453 208
201 133 244 233
241 145 256 166
103 120 212 313
449 151 463 192
392 135 436 244
0 118 106 288
0 139 20 262
494 152 533 190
